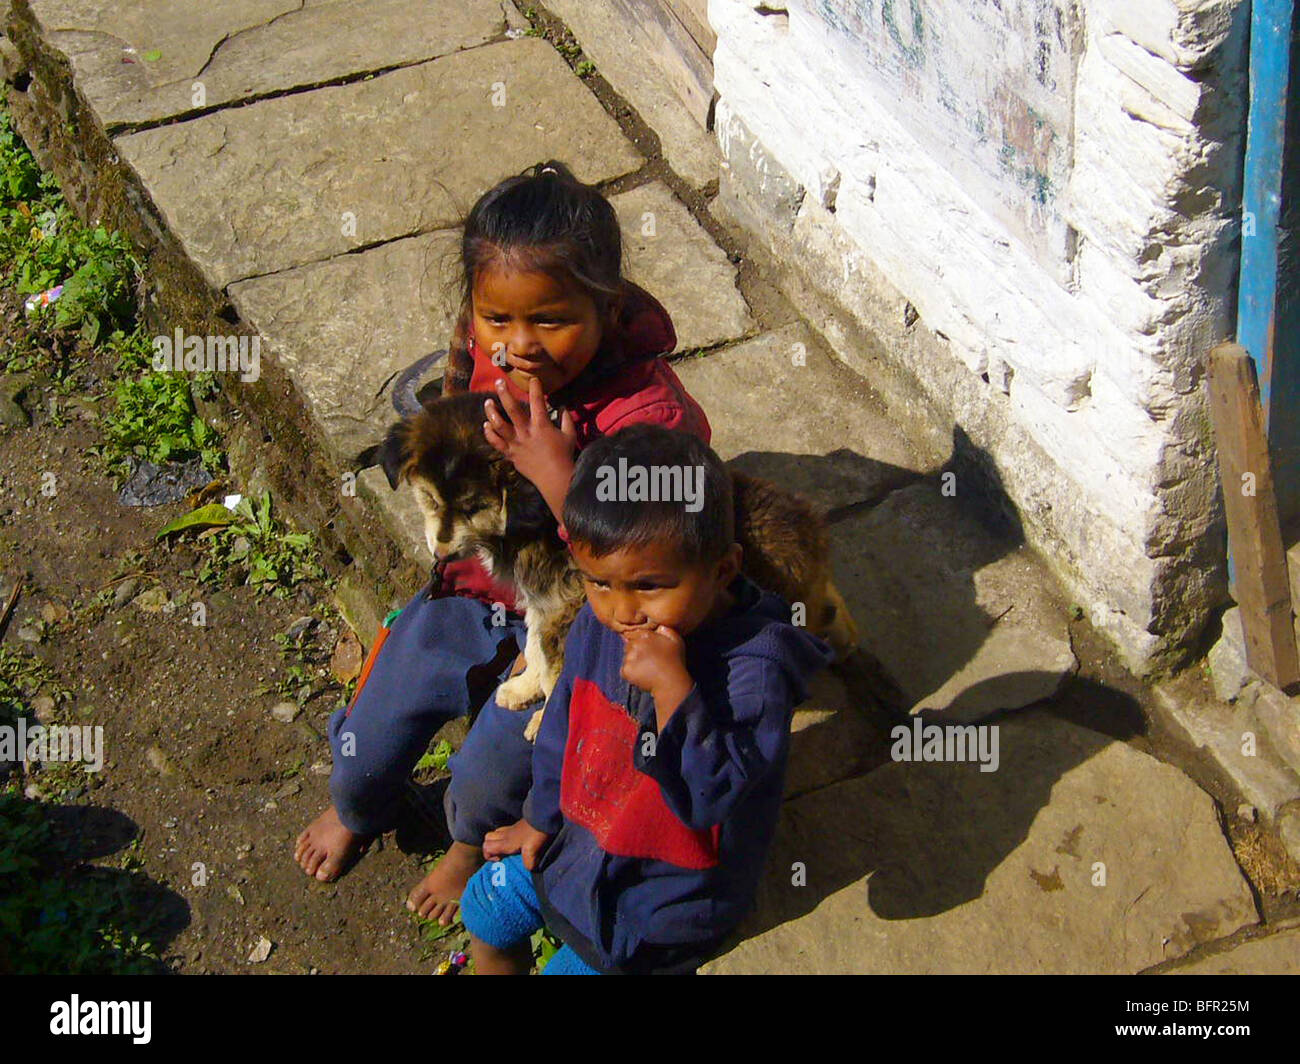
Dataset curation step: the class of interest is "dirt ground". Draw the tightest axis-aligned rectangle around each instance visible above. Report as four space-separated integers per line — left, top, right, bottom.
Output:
0 324 463 975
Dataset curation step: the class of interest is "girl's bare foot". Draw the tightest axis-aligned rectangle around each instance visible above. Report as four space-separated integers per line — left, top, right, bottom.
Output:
294 805 371 882
407 841 483 924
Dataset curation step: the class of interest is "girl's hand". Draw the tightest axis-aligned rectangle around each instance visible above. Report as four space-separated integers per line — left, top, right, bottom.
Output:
483 376 577 486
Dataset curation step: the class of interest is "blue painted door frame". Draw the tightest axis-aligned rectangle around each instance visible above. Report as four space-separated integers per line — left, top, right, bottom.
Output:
1238 0 1299 526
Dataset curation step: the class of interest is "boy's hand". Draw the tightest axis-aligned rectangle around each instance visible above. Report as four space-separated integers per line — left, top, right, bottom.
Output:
482 818 551 870
484 376 577 486
622 626 693 728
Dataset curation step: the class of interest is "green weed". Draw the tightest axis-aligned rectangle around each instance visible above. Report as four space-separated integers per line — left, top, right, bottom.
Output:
96 328 224 482
195 491 325 598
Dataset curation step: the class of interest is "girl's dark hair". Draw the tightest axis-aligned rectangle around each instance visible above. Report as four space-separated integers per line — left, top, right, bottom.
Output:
463 159 622 310
563 425 735 566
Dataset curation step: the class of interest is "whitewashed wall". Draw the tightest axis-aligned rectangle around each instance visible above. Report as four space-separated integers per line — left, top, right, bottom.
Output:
709 0 1249 670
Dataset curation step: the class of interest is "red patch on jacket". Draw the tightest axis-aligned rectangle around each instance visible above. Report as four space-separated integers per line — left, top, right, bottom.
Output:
560 677 719 869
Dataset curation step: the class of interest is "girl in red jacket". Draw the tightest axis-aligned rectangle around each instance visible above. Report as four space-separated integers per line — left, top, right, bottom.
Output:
294 161 711 925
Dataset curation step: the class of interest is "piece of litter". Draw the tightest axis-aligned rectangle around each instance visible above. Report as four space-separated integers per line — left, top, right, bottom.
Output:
223 494 243 511
24 285 64 314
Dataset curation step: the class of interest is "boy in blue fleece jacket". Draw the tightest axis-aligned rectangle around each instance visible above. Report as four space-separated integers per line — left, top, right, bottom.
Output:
459 425 834 974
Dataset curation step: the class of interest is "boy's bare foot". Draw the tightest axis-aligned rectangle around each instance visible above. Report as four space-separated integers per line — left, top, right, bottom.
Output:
295 805 371 882
407 840 483 924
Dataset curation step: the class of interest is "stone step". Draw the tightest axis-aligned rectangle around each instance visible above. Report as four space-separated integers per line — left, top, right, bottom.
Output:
115 37 643 289
703 711 1258 974
1166 926 1300 975
828 481 1077 722
25 0 513 129
673 324 927 512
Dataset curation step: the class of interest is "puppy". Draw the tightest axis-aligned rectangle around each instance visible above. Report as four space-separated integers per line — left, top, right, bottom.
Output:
365 393 859 739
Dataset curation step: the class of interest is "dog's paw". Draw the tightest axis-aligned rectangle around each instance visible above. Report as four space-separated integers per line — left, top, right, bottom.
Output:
497 670 544 710
524 709 545 743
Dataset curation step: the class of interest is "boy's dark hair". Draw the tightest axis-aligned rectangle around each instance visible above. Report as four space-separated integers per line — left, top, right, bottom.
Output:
563 425 735 565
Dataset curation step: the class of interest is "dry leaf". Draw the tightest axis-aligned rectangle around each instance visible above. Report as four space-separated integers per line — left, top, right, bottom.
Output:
330 629 364 684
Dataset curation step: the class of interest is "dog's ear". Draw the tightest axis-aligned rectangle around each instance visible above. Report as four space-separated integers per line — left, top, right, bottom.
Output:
504 476 555 540
353 420 413 490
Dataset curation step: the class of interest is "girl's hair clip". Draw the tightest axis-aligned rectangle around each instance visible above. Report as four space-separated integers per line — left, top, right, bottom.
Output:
539 165 558 175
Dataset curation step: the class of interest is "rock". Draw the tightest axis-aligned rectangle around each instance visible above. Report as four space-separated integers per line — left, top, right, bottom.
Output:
285 616 317 640
703 712 1256 974
39 602 69 624
38 0 508 127
310 761 331 776
112 577 140 609
0 394 30 427
145 746 173 776
131 587 170 613
1278 802 1300 868
117 458 212 507
272 780 302 800
248 936 273 964
122 37 641 289
16 624 40 643
270 701 300 723
612 182 753 352
31 694 55 721
1168 928 1300 975
1207 607 1253 704
329 630 364 685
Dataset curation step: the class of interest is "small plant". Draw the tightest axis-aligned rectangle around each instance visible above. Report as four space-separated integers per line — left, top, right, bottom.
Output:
195 492 325 598
414 739 454 775
1 98 140 343
97 328 224 482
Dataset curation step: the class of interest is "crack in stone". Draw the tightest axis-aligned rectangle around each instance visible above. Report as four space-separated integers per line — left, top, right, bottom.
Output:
223 224 457 291
196 0 307 80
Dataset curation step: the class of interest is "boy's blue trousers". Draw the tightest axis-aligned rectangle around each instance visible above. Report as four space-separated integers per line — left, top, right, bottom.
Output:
326 588 535 841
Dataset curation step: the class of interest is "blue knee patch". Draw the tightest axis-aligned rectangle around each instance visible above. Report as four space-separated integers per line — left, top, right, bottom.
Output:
460 855 541 951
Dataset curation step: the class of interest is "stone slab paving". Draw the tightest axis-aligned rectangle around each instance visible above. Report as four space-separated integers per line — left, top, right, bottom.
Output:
1168 927 1300 974
229 229 460 468
542 0 722 189
115 36 643 288
227 182 750 470
613 182 752 349
674 323 927 512
28 0 511 128
828 482 1078 721
703 711 1257 974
